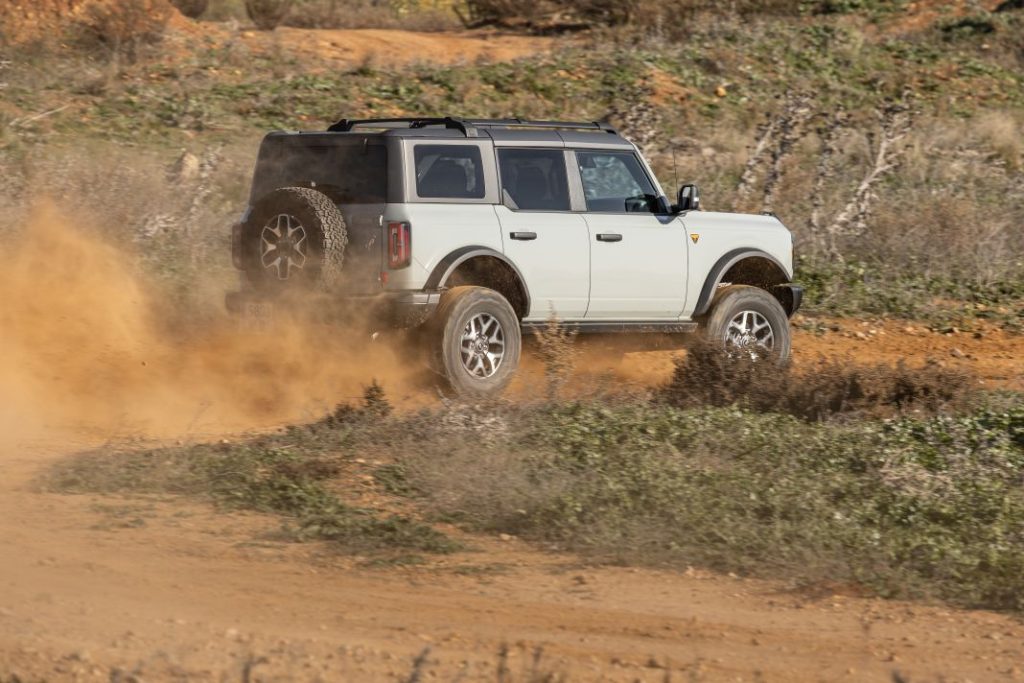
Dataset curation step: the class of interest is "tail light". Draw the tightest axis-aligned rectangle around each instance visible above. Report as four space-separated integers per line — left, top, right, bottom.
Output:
387 221 411 269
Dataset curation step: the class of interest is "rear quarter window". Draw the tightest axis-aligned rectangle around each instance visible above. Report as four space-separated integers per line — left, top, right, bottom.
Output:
414 144 485 199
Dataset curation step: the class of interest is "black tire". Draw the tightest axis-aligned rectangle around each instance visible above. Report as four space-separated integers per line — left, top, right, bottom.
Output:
702 285 792 361
241 187 347 293
430 286 521 398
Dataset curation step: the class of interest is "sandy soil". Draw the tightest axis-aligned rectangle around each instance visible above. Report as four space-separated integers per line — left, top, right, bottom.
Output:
228 27 564 69
617 317 1024 392
1 321 1023 682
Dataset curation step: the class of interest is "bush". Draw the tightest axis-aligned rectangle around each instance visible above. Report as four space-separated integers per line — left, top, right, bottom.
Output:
72 0 173 59
458 0 803 30
170 0 209 19
660 341 975 421
245 0 294 30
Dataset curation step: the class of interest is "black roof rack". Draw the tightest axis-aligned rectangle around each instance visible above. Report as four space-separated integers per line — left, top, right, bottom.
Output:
327 117 476 134
326 117 617 137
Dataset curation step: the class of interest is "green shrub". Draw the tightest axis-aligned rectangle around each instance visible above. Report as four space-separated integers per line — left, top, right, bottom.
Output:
245 0 294 29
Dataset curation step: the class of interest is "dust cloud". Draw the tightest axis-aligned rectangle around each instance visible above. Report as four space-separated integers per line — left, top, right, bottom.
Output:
0 203 422 448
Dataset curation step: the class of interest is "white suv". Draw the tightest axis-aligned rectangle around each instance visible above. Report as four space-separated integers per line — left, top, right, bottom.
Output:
228 117 802 396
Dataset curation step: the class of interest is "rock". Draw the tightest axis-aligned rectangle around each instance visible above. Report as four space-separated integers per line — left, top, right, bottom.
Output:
714 85 727 97
167 150 200 184
498 533 513 542
951 348 966 359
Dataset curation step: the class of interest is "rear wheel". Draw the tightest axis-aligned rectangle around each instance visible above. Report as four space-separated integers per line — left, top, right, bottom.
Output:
242 187 347 294
430 286 521 398
702 285 791 361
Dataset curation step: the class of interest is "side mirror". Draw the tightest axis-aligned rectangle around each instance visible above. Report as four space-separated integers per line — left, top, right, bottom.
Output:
675 183 701 213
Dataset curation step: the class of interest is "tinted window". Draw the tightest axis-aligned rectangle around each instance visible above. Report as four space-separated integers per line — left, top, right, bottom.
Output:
576 151 658 213
414 145 485 199
250 137 387 204
497 148 570 211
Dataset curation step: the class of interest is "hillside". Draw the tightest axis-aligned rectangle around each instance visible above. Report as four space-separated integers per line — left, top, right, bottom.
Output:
1 2 1022 328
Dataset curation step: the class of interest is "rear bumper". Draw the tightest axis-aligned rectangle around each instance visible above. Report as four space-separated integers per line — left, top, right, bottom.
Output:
224 289 441 328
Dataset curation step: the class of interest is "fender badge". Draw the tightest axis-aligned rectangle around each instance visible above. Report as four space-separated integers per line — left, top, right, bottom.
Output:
690 233 700 244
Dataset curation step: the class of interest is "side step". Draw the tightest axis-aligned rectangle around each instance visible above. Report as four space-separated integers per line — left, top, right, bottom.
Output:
521 321 698 335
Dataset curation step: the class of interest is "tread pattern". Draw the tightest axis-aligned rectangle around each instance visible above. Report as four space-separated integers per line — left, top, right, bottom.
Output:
703 284 792 361
431 286 521 397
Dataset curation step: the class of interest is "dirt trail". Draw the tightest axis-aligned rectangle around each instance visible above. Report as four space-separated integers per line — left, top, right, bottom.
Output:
3 438 1024 683
233 27 563 69
616 317 1024 391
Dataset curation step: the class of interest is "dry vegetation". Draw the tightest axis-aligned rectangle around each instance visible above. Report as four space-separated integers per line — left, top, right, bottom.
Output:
662 339 975 421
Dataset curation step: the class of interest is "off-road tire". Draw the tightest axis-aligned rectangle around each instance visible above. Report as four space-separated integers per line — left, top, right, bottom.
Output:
242 187 347 294
703 285 791 361
430 286 521 398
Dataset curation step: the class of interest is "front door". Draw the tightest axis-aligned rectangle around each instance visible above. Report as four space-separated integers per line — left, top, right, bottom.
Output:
494 148 590 321
574 150 687 320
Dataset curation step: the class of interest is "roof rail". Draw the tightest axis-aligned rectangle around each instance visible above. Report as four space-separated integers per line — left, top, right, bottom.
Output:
464 118 618 134
326 117 617 137
327 117 479 136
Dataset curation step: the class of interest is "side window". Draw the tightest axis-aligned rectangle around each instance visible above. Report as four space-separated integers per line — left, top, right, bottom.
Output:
497 148 570 211
576 151 659 213
414 144 485 199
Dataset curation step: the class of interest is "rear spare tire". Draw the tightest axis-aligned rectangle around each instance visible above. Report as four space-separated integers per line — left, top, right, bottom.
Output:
431 286 521 398
242 187 347 293
703 285 792 361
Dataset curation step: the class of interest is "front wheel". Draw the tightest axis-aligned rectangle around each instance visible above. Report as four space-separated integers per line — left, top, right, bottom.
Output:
702 285 792 361
430 286 522 398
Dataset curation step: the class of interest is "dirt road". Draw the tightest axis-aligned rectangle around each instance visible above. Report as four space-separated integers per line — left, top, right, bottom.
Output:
2 322 1023 682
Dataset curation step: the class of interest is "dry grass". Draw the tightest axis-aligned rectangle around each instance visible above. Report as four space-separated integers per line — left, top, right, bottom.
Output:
531 316 580 399
975 110 1023 172
661 340 977 421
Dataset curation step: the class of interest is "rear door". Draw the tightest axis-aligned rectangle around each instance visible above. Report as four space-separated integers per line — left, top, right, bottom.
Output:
573 149 687 320
493 147 590 321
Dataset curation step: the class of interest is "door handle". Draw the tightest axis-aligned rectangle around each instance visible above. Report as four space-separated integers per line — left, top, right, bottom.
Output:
596 233 622 242
509 231 537 241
